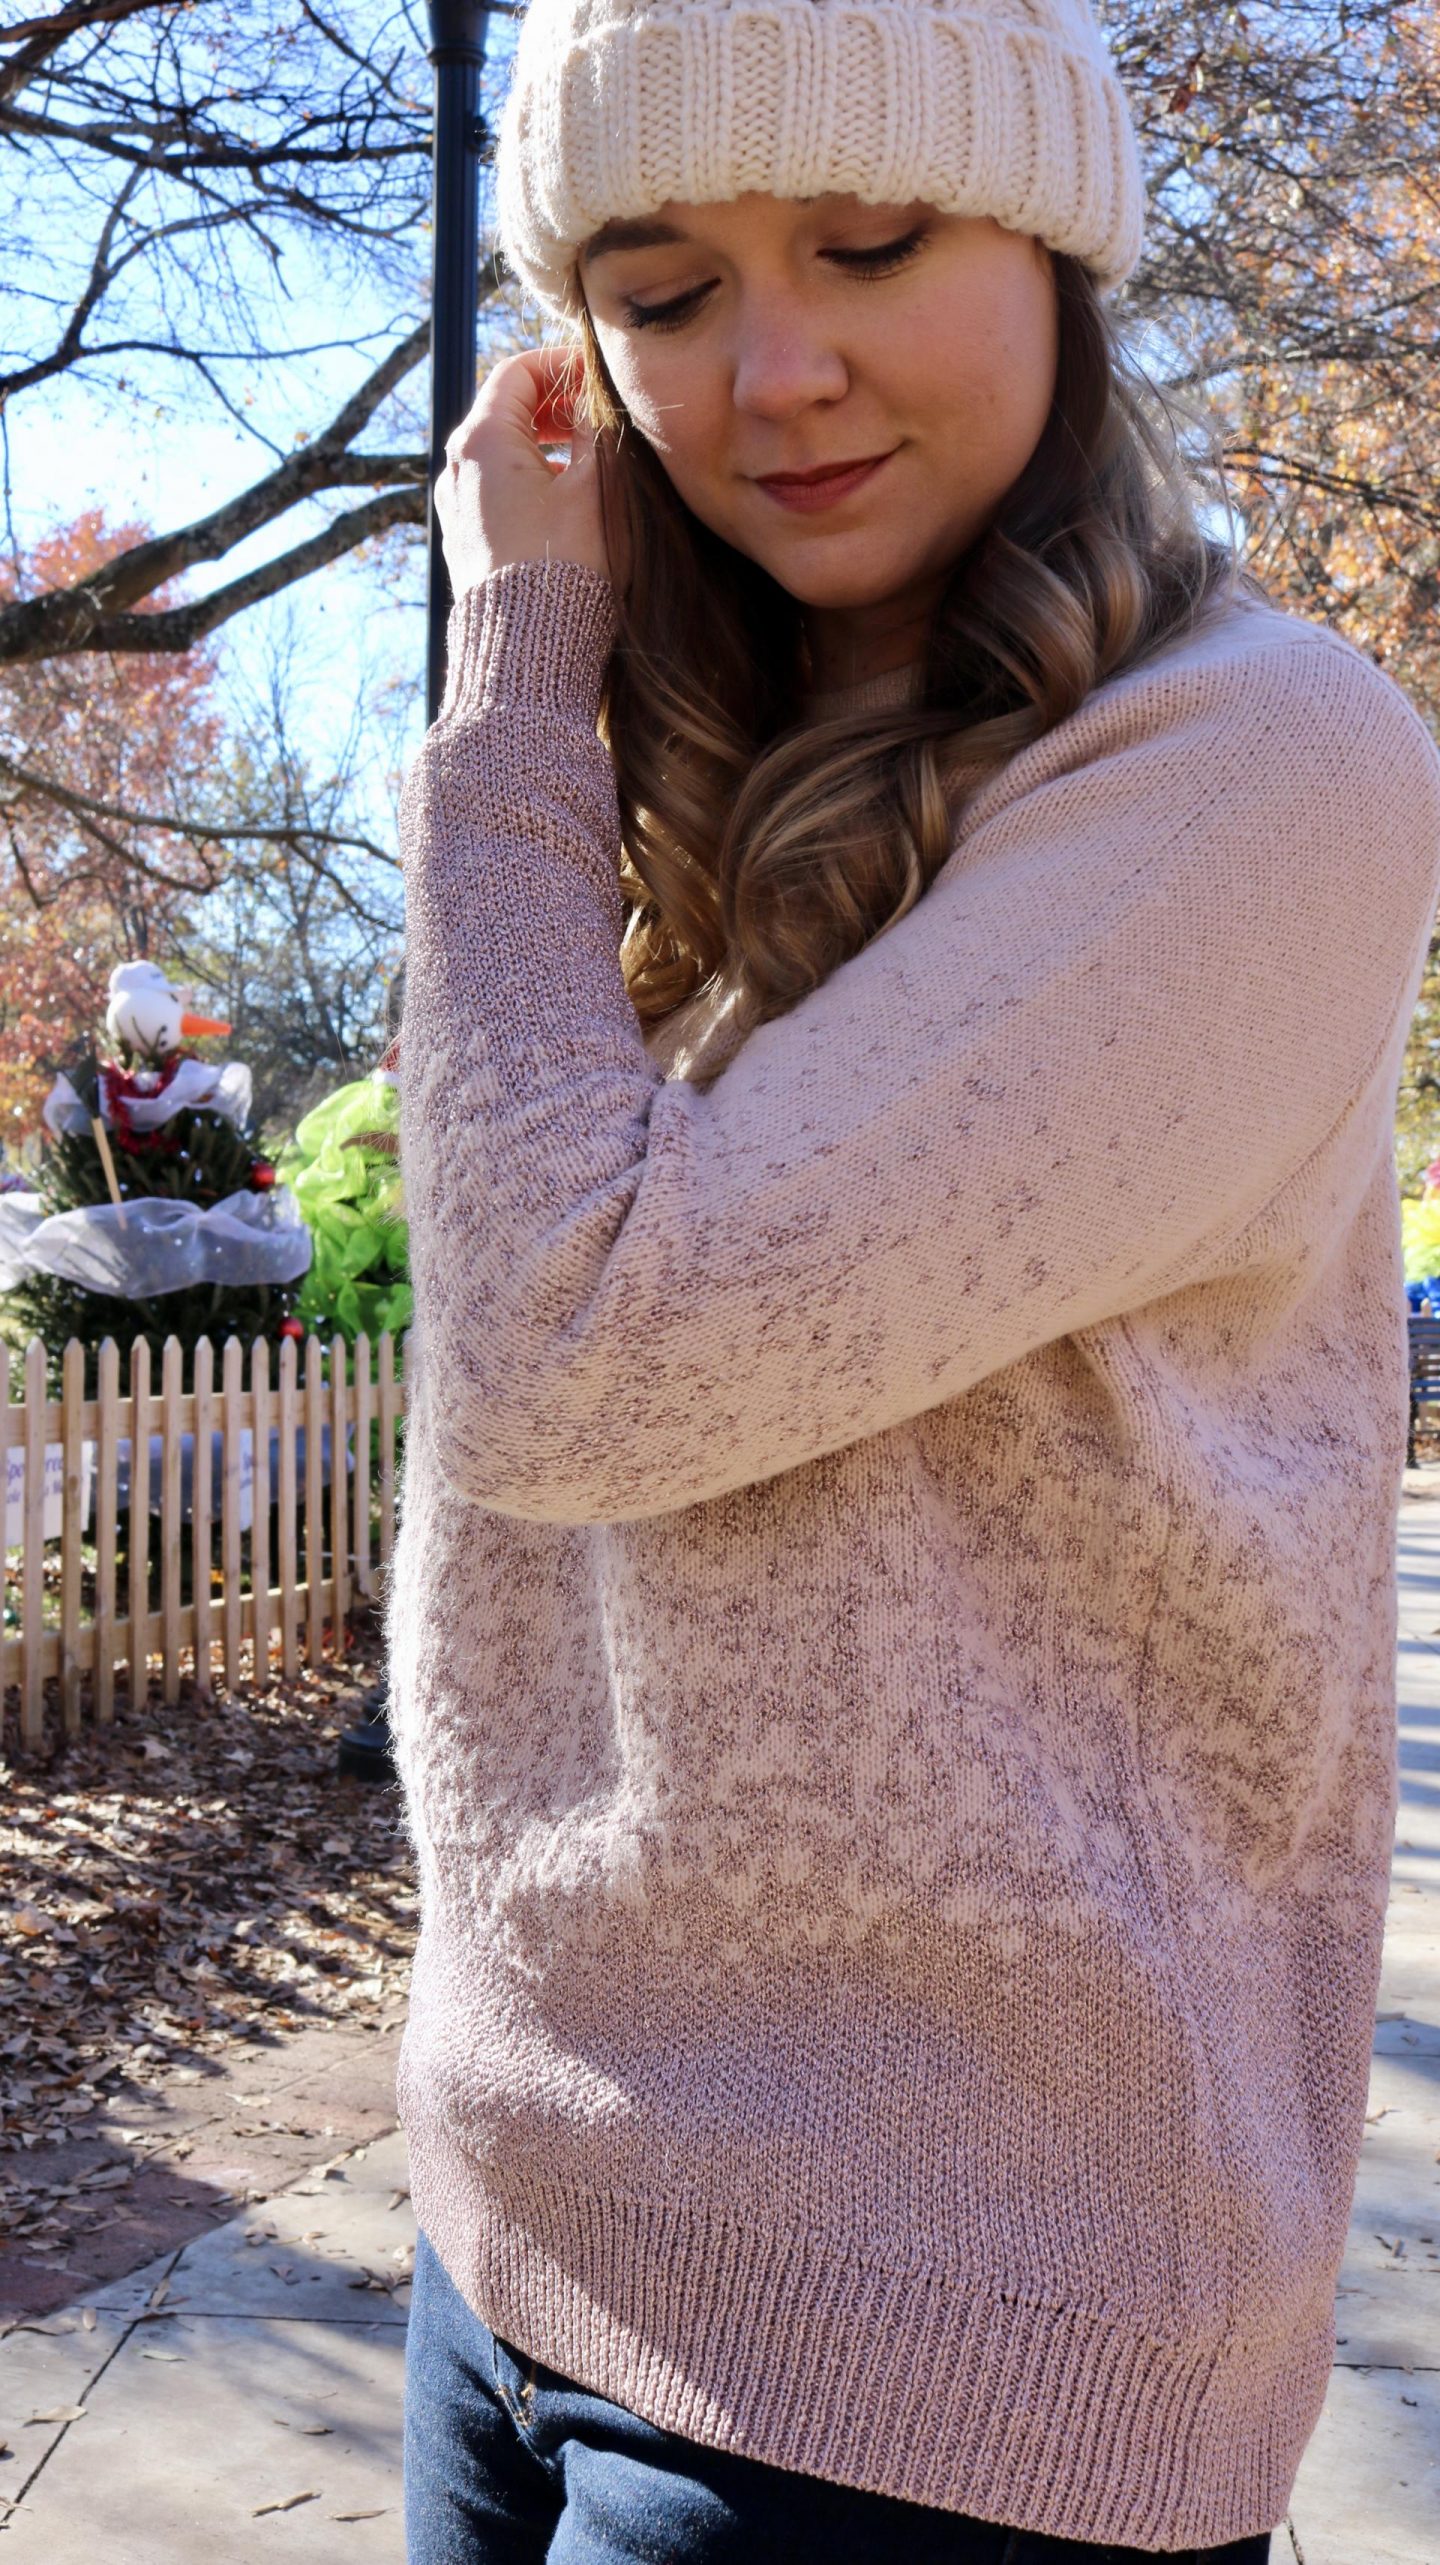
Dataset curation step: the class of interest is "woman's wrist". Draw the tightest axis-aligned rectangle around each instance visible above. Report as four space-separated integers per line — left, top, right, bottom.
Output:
438 558 617 725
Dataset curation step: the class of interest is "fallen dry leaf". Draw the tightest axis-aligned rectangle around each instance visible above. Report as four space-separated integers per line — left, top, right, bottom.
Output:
1 1642 414 2295
27 2405 86 2425
332 2510 387 2522
253 2490 320 2516
140 2349 186 2362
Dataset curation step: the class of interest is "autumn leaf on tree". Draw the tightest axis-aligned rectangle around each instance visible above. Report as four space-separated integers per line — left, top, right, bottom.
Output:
0 510 226 1147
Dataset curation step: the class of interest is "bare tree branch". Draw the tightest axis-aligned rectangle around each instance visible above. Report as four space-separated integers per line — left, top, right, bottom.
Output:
0 318 435 662
0 0 170 108
0 743 398 868
2 92 433 178
0 159 145 404
1222 446 1440 527
0 0 176 42
13 487 426 659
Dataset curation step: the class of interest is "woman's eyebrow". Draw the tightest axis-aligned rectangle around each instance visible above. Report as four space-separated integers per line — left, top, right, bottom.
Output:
582 217 689 260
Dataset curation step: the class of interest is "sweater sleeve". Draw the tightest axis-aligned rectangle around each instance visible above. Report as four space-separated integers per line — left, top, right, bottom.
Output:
398 558 1440 1526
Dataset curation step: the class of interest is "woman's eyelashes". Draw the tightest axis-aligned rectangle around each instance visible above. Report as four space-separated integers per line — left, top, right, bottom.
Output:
620 227 930 333
827 225 930 275
622 279 713 334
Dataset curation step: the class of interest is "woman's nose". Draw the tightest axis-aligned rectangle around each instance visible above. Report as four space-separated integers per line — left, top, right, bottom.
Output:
730 304 849 420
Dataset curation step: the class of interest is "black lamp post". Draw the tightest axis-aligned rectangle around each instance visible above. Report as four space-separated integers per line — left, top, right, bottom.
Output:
339 6 490 1783
425 0 492 727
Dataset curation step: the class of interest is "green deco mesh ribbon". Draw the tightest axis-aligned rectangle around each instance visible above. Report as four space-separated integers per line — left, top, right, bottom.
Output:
276 1071 412 1346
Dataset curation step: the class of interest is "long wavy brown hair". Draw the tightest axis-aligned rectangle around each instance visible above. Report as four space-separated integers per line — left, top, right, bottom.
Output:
573 246 1266 1085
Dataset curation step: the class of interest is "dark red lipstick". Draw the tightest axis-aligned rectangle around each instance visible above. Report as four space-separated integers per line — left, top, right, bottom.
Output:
752 451 896 512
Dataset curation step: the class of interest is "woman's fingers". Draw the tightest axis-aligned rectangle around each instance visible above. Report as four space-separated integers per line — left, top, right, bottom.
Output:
432 346 609 590
532 357 584 445
447 347 582 462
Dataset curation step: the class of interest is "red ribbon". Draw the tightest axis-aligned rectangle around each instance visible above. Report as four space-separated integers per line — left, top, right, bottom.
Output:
100 1053 185 1158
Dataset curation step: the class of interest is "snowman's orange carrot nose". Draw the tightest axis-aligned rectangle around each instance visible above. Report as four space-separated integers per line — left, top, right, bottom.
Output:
180 1012 232 1037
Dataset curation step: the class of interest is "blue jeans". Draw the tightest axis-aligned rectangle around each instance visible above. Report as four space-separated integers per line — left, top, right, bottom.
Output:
403 2227 1273 2565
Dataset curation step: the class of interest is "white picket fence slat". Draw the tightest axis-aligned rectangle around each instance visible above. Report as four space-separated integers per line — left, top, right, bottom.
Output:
1 1326 408 1750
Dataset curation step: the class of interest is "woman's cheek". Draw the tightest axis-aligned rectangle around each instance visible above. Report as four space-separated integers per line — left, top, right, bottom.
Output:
618 372 688 453
603 339 703 452
625 409 733 532
595 337 732 531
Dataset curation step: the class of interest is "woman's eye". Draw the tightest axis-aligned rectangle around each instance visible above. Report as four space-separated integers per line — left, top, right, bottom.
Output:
619 226 927 330
623 281 716 333
825 227 929 275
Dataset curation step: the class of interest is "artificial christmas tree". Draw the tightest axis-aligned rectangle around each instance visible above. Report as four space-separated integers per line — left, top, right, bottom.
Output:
0 961 312 1396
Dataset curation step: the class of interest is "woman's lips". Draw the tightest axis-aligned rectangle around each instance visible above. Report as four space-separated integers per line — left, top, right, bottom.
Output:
752 451 895 513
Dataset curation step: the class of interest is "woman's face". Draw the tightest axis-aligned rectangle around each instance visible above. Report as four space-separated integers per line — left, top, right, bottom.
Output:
579 192 1059 677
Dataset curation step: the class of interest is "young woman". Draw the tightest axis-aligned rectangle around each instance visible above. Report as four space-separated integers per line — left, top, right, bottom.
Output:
387 0 1440 2557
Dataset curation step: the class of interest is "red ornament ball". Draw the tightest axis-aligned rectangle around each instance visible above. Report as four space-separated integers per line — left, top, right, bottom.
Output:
279 1316 305 1341
250 1159 277 1190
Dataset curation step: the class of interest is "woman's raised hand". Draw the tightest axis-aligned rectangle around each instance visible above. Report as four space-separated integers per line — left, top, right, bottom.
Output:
433 347 613 593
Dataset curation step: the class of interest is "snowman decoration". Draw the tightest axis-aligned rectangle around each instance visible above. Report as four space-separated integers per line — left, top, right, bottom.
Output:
106 959 227 1061
0 963 312 1306
95 960 253 1168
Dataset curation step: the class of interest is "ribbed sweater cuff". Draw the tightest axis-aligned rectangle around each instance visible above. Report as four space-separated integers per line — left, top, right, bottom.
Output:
438 558 616 725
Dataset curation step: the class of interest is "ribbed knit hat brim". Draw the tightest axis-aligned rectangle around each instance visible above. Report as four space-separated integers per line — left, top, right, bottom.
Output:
495 0 1147 316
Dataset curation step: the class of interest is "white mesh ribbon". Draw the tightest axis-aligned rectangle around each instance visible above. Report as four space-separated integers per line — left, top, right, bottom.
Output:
42 1057 254 1139
0 1185 312 1296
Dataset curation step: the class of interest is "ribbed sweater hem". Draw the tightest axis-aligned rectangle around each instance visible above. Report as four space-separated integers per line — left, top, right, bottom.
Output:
401 2104 1318 2553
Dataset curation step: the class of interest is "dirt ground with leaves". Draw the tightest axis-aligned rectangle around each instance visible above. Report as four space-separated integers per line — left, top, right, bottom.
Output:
0 1623 416 2330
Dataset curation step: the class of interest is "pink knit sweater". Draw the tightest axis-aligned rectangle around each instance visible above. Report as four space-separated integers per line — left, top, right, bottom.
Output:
385 557 1440 2552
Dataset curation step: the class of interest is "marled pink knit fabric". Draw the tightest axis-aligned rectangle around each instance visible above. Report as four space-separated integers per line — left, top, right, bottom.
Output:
385 556 1440 2551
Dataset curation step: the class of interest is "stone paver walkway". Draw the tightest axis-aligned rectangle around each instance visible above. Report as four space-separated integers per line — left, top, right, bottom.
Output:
1277 1471 1440 2565
3 1484 1439 2560
0 2128 414 2559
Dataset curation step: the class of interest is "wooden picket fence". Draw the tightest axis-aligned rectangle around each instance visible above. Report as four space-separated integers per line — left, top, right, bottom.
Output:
1 1327 408 1752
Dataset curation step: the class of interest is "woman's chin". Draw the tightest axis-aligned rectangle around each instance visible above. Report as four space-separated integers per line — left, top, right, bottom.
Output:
756 543 937 615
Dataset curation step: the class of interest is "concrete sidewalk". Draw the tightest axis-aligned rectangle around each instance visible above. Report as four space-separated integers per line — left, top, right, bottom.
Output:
1280 1472 1440 2565
0 2128 415 2558
3 1490 1438 2562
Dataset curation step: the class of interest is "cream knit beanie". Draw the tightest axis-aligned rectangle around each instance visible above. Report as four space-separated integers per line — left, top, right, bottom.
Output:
494 0 1146 317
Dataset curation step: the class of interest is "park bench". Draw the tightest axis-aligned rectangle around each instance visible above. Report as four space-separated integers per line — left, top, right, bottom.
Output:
1408 1311 1440 1467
